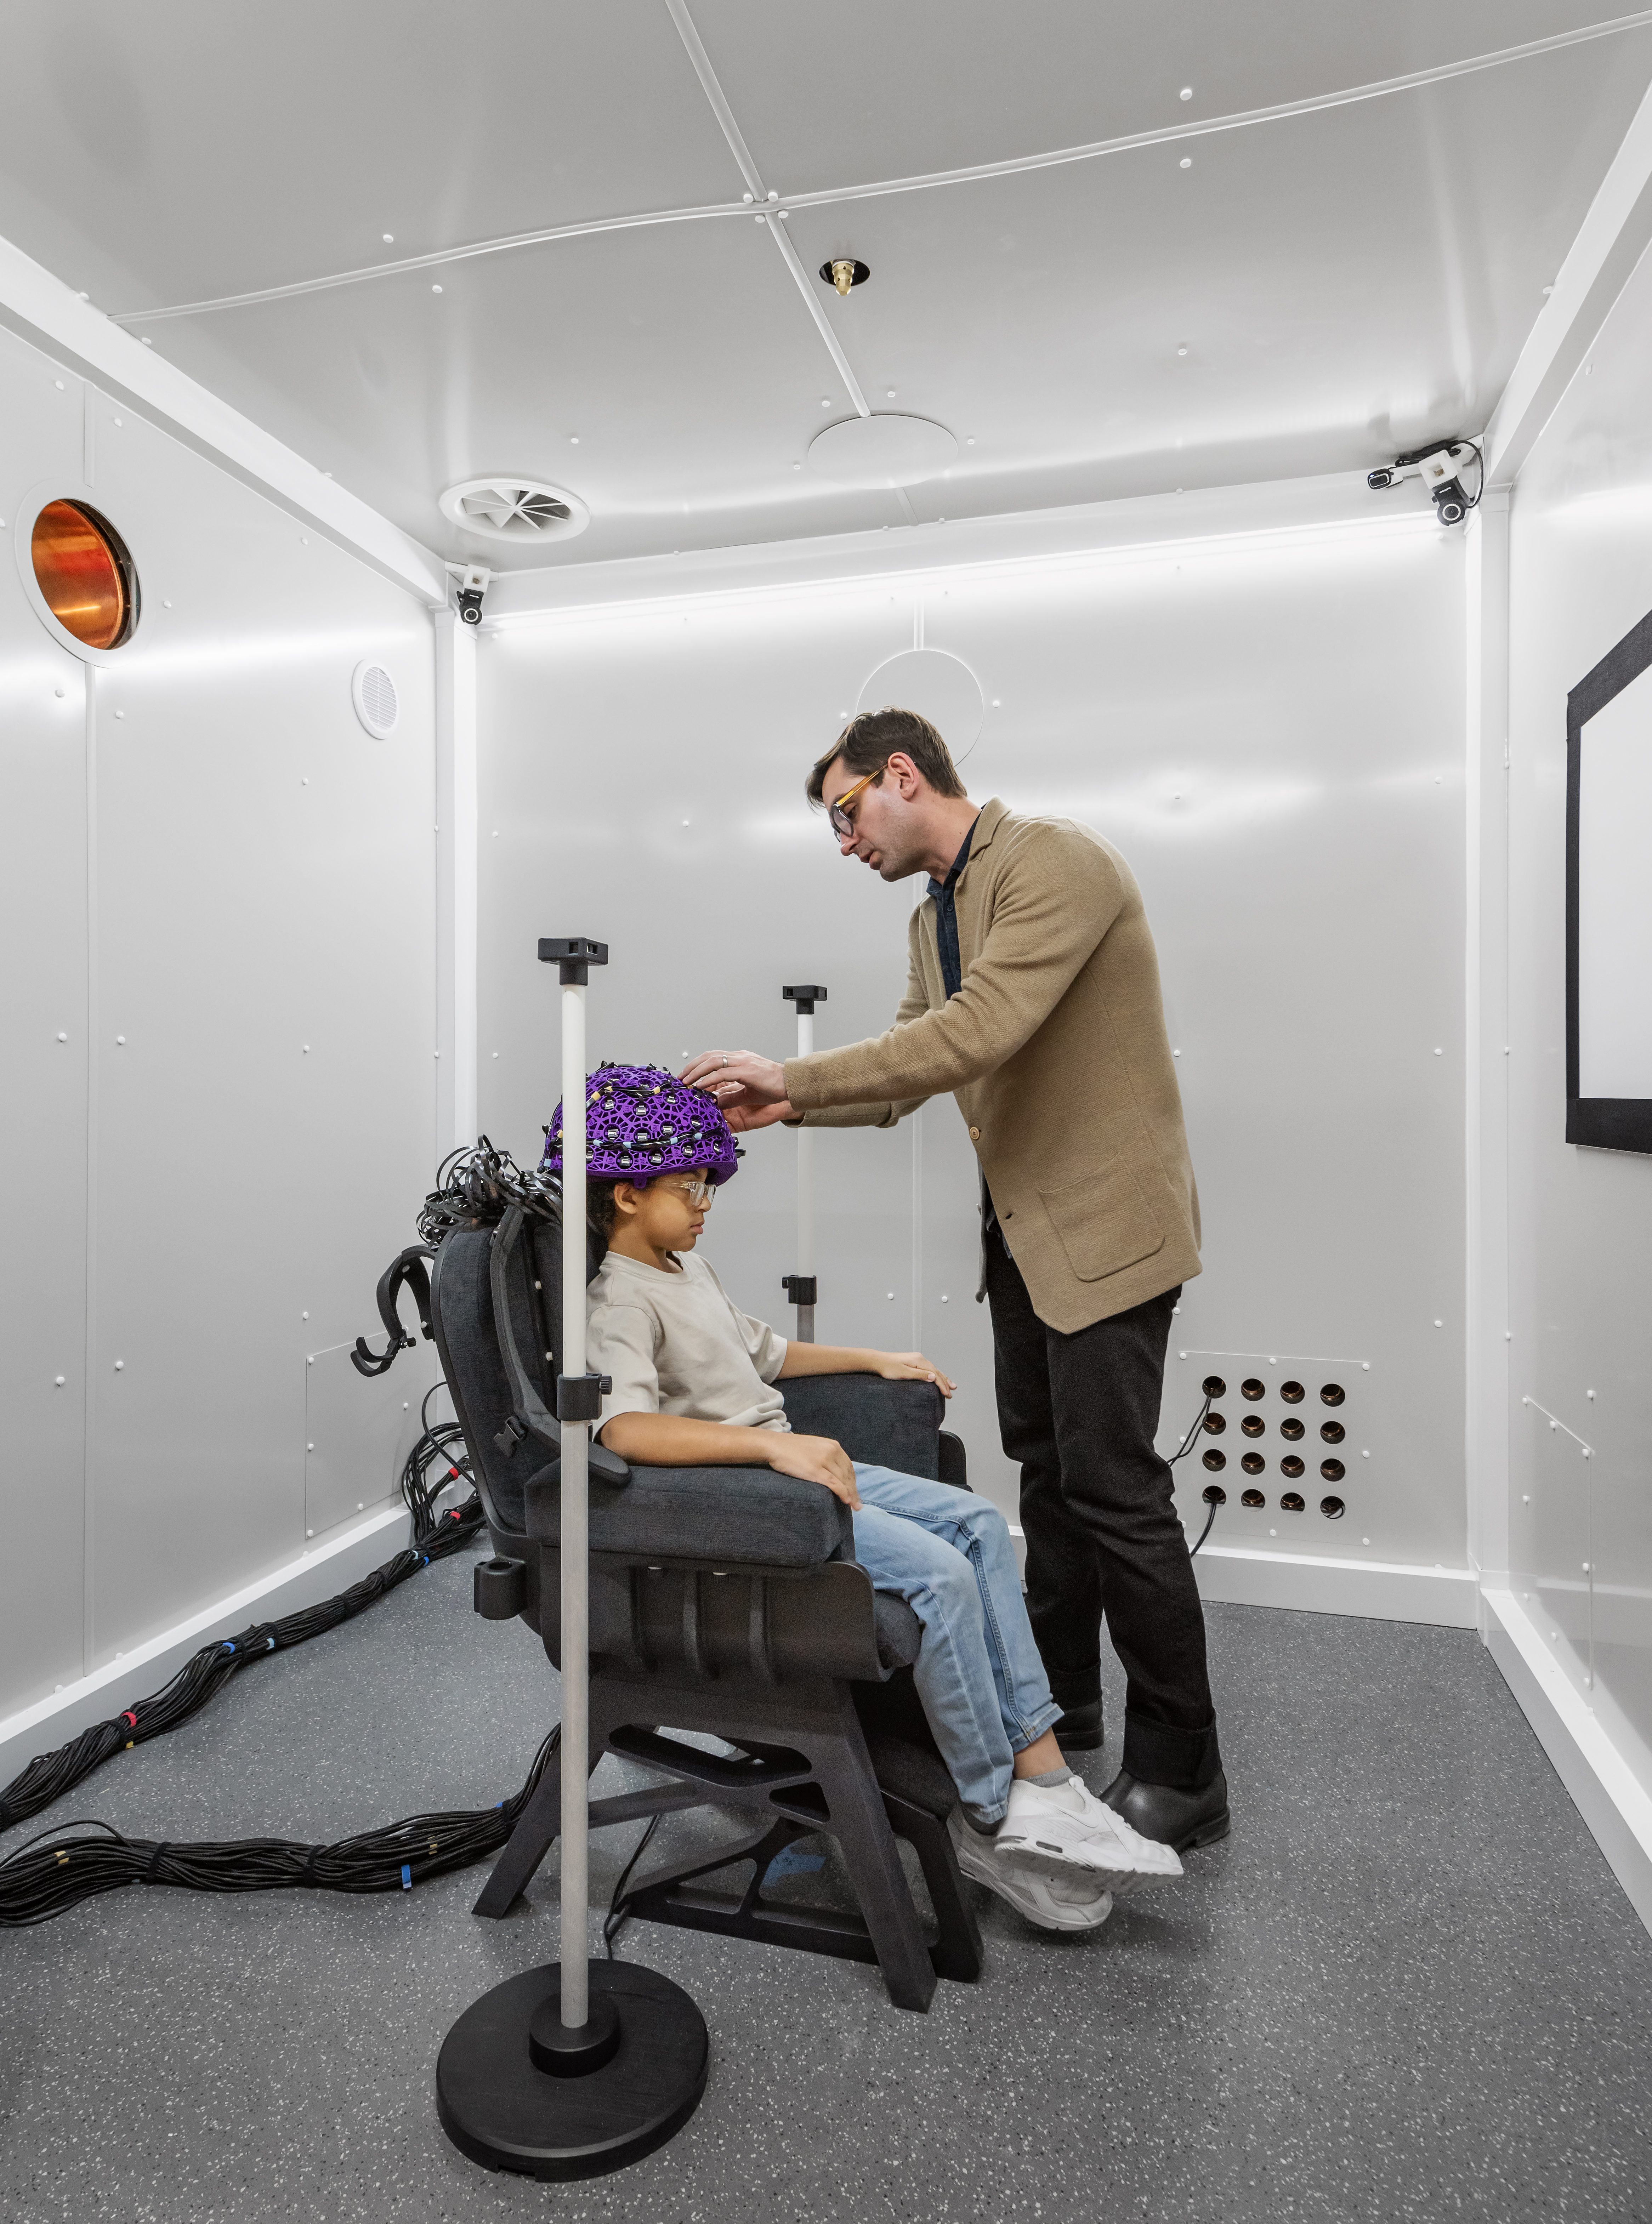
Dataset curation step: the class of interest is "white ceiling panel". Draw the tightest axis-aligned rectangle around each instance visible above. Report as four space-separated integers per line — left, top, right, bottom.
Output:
0 1 1648 566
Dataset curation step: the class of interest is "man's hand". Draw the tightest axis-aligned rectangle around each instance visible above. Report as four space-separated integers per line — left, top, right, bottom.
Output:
765 1433 862 1509
721 1099 796 1133
679 1049 788 1112
869 1350 956 1400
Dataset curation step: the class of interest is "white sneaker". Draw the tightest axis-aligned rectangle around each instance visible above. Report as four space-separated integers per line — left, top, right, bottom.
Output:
948 1812 1115 1933
995 1776 1184 1890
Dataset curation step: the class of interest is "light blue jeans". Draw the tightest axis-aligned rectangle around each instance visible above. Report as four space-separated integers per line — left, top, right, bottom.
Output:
851 1464 1063 1828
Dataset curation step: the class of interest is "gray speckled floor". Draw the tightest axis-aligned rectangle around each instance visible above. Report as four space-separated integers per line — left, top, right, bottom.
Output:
3 1554 1649 2224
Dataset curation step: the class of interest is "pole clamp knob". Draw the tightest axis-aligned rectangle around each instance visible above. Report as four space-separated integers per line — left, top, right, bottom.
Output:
555 1371 612 1421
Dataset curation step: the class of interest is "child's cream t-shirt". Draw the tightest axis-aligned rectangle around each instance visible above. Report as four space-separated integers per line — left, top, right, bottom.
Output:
587 1249 791 1439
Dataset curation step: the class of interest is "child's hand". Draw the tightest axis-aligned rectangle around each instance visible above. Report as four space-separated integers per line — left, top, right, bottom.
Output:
870 1352 956 1399
767 1434 862 1509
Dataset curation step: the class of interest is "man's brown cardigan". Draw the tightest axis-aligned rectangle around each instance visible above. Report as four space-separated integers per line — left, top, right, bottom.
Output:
783 796 1200 1334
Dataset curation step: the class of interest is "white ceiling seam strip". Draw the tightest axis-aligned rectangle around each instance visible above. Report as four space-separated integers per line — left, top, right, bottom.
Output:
106 7 1652 329
664 0 874 417
107 199 753 327
662 0 768 200
780 8 1652 213
763 211 872 416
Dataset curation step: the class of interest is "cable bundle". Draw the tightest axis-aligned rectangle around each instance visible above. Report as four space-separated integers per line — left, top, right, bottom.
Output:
0 1388 484 1836
417 1136 562 1246
0 1732 557 1928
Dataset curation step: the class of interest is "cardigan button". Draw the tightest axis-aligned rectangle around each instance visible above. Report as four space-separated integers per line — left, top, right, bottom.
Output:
968 1126 981 1142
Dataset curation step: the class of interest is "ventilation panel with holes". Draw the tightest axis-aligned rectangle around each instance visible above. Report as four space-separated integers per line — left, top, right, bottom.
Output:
1164 1352 1374 1549
352 660 399 739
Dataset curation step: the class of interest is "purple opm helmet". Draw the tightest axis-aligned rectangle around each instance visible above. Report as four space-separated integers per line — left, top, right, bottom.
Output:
542 1063 741 1188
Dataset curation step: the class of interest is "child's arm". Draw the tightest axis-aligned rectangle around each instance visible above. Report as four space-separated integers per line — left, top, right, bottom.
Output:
776 1343 955 1399
597 1411 863 1507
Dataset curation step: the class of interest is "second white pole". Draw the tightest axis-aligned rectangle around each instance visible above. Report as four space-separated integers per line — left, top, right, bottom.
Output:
559 979 590 2029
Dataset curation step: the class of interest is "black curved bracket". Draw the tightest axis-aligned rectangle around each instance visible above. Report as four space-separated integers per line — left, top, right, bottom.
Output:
350 1245 435 1377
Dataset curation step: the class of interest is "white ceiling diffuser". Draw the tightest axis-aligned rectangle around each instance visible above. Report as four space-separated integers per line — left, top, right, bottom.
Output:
352 659 399 738
439 477 590 545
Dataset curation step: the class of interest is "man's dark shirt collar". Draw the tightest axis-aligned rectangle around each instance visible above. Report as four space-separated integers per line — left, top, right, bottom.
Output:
926 812 981 1002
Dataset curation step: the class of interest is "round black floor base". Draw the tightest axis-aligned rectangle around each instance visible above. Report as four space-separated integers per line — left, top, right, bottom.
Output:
436 1961 709 2182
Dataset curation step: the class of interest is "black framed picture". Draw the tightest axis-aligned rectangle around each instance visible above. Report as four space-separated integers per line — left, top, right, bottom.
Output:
1566 607 1652 1153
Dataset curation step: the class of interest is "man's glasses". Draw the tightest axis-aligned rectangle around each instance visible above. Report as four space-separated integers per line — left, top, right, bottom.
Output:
828 762 887 840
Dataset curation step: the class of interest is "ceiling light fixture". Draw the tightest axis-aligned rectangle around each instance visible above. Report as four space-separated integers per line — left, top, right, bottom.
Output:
821 258 870 297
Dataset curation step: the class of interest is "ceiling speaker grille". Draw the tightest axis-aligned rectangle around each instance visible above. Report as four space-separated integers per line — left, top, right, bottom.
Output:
352 660 399 739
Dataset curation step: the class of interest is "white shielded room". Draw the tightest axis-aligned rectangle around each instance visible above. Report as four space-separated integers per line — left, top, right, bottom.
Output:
4 3 1652 2214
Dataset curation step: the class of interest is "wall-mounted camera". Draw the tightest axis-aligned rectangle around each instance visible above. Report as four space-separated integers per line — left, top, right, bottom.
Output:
449 563 491 626
1366 440 1483 528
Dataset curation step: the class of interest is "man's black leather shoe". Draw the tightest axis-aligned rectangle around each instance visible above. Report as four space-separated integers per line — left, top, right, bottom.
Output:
1102 1769 1230 1851
1053 1700 1104 1751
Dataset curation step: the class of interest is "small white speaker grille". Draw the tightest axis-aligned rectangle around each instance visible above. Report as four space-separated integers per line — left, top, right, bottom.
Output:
351 660 399 739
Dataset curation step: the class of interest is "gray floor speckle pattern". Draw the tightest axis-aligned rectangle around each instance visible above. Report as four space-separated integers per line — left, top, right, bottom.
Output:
3 1552 1650 2224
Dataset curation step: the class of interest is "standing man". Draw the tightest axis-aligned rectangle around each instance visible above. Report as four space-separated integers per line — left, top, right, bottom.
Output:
682 707 1227 1850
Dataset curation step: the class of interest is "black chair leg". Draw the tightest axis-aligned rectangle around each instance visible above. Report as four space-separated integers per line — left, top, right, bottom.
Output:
802 1709 938 2013
883 1791 983 1983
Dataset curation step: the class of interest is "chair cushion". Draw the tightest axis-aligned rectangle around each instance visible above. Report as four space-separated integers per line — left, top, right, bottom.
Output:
527 1458 855 1569
778 1375 945 1477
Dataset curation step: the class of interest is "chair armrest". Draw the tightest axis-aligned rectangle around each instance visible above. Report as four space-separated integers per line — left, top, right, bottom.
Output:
525 1457 854 1569
777 1374 947 1478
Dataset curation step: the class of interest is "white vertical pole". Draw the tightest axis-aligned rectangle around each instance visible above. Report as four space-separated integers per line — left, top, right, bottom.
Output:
795 1006 814 1342
559 982 589 2027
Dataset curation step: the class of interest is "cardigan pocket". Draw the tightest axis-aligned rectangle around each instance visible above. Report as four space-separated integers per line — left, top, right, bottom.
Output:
1040 1157 1165 1284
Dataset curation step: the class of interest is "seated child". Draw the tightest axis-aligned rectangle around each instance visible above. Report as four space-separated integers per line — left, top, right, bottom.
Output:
544 1066 1181 1933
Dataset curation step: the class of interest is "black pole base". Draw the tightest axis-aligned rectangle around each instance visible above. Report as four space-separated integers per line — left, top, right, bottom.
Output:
436 1960 708 2181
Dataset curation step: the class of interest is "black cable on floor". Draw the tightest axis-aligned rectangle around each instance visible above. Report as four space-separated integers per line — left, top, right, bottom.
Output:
0 1390 485 1836
602 1813 664 1959
0 1731 559 1929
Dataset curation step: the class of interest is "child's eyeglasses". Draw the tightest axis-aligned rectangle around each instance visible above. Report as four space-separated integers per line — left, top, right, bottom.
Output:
670 1176 716 1207
828 762 887 839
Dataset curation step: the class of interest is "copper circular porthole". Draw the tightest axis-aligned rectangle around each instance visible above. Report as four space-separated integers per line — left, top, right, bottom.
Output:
31 500 138 649
1202 1448 1226 1472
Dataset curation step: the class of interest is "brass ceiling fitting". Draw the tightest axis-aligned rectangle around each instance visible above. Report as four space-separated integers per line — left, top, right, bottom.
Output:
819 257 870 297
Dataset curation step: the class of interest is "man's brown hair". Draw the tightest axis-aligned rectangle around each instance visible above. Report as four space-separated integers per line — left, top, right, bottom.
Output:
805 706 967 807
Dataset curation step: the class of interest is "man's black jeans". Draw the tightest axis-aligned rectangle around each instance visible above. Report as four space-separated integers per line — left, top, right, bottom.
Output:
985 1232 1221 1791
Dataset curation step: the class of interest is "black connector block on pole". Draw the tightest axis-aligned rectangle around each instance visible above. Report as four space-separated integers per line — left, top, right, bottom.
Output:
782 984 827 1014
780 1275 817 1309
554 1372 611 1423
539 937 609 986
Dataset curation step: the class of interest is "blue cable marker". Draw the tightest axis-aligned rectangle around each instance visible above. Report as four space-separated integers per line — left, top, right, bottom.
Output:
222 1642 235 1652
401 1863 412 1889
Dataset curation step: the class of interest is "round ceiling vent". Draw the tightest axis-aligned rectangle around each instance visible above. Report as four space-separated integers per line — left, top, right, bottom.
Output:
352 660 399 739
439 477 590 546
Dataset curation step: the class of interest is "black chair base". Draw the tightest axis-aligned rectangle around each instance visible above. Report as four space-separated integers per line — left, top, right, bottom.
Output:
474 1671 982 2013
436 1959 708 2181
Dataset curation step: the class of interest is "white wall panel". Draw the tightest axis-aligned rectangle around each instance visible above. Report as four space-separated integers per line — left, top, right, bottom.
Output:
0 325 439 1717
478 513 1466 1560
1507 236 1652 1782
0 334 90 1711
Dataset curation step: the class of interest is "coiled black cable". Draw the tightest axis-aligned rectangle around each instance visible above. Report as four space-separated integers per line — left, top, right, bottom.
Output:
0 1731 558 1928
0 1389 484 1837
